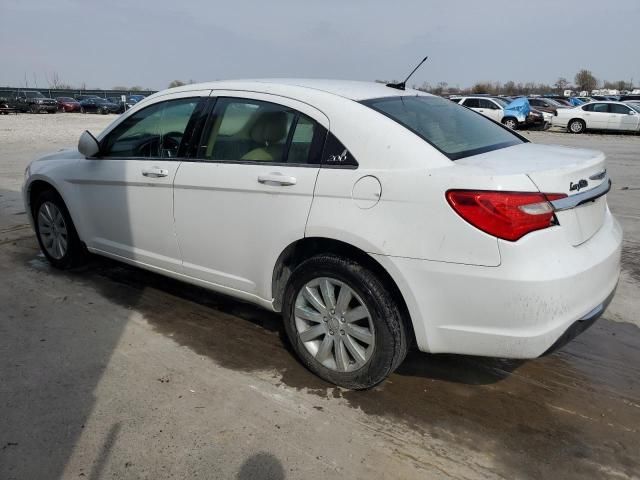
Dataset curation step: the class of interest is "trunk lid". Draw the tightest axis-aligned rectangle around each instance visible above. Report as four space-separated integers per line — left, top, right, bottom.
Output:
456 143 608 246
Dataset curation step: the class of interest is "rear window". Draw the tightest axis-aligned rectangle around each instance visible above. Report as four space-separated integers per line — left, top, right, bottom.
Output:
362 95 523 160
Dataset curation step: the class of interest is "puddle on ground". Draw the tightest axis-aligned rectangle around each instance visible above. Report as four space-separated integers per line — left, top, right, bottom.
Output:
18 243 640 480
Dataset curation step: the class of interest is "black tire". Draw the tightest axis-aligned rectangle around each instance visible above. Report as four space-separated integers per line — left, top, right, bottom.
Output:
568 119 585 134
101 108 108 115
282 254 409 390
80 107 86 114
30 104 39 114
32 189 86 269
502 117 518 130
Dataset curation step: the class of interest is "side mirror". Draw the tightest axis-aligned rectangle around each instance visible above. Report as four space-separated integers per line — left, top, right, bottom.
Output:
629 110 637 115
78 130 100 158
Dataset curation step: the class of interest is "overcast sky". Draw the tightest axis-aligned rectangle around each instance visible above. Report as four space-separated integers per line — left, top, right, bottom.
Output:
1 0 638 91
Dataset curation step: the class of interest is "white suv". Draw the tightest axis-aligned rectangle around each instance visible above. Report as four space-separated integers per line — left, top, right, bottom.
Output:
452 96 546 129
24 80 621 389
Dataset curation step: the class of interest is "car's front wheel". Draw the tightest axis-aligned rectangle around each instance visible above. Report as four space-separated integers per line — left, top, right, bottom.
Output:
33 190 86 269
502 117 518 129
283 254 409 389
568 119 585 134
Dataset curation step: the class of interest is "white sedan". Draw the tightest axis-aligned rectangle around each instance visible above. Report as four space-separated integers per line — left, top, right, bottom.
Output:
23 79 621 389
553 100 640 133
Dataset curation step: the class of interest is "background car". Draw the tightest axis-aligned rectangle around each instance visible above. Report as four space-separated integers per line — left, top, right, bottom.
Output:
453 96 545 129
127 94 146 104
553 101 640 133
107 96 137 114
79 97 120 114
14 91 58 113
528 97 564 115
56 97 81 112
75 94 101 102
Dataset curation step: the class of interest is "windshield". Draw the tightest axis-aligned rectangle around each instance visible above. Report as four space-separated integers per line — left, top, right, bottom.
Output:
57 97 75 102
362 95 523 160
94 98 108 104
25 92 45 98
545 99 563 106
628 103 640 113
492 98 510 108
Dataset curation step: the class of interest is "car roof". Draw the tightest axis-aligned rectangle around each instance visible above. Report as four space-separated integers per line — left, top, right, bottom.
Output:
162 78 431 102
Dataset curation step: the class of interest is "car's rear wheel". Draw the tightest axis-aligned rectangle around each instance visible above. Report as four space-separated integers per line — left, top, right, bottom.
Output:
30 104 38 114
282 254 409 389
502 117 518 129
33 190 86 269
568 119 585 134
80 107 86 114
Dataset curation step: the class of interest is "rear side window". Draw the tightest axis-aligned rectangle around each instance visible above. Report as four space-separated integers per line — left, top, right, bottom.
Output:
198 98 324 165
584 103 608 113
322 131 358 167
462 98 480 108
362 96 523 160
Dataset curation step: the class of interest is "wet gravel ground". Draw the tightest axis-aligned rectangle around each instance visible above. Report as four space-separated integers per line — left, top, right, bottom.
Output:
1 115 639 479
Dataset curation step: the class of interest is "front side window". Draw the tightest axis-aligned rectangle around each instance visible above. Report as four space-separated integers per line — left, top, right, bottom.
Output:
198 98 321 164
362 95 524 160
102 98 199 158
609 104 631 114
479 99 498 109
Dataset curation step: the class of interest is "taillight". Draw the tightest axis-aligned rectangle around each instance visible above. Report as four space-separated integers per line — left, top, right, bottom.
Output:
446 190 567 241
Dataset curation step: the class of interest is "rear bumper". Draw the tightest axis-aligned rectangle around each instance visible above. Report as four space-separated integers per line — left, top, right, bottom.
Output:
373 208 622 358
542 285 616 355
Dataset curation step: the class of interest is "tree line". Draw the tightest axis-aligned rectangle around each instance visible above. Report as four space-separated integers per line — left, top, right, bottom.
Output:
378 70 635 96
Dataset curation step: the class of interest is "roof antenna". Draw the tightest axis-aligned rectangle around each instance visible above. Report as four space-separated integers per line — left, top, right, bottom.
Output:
386 56 429 90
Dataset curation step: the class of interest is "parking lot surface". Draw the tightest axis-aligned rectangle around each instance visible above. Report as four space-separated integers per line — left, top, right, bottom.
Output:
1 115 639 479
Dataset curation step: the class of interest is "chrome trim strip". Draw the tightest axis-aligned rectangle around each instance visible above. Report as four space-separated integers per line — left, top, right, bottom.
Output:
551 178 611 212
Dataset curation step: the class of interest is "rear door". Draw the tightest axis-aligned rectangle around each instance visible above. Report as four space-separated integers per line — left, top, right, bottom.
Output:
172 93 328 301
582 102 610 129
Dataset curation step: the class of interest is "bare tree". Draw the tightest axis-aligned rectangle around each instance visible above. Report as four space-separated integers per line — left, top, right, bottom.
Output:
574 70 598 92
554 77 569 94
46 72 65 89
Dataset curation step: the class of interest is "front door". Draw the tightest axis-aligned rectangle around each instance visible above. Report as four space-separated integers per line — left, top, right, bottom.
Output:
607 103 640 131
173 94 328 301
72 95 206 271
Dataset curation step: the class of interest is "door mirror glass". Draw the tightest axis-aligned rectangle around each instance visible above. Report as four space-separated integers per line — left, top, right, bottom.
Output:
78 130 100 157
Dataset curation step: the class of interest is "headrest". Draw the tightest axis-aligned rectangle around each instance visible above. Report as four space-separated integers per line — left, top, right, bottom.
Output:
250 111 288 144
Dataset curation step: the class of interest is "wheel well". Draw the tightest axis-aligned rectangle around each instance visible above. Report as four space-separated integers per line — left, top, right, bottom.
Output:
569 118 585 124
502 116 517 123
28 180 58 214
272 237 415 344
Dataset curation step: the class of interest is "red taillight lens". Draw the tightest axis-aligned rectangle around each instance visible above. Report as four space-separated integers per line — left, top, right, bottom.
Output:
446 190 567 241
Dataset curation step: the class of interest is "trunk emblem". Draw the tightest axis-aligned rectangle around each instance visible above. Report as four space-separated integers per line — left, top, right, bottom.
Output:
570 179 588 192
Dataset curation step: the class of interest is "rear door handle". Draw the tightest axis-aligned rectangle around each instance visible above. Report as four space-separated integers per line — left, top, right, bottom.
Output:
142 166 169 178
258 173 297 186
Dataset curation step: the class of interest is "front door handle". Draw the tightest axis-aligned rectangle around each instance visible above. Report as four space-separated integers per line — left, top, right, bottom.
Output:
142 167 169 178
258 173 297 186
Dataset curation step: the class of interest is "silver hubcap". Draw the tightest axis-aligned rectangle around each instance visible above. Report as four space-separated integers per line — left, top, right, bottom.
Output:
294 277 374 372
571 121 582 132
37 201 68 260
506 120 516 128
